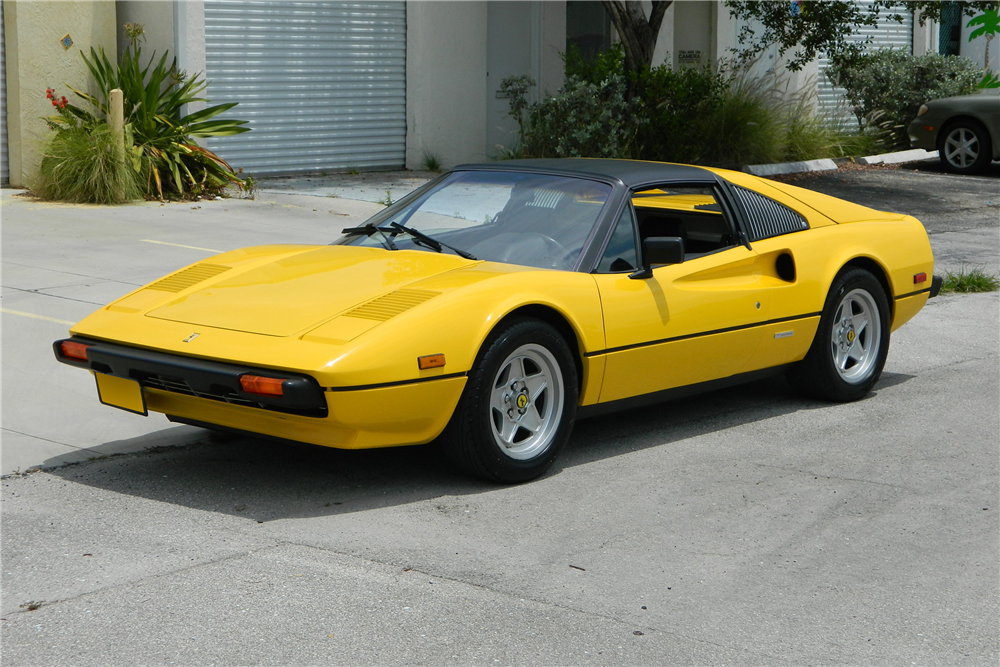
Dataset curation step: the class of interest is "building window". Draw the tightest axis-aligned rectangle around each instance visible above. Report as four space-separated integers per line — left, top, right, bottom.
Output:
939 1 963 56
566 1 612 61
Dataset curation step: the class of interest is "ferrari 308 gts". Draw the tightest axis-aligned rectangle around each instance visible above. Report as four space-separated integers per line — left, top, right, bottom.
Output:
54 159 939 482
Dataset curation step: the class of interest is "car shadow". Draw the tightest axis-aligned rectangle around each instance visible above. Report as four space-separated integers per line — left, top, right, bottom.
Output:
44 371 914 522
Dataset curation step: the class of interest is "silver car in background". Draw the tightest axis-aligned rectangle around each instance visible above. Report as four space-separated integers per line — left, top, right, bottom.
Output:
908 91 1000 174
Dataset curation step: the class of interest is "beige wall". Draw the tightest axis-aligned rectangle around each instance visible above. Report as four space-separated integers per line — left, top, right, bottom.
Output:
2 0 117 186
406 1 488 169
116 0 173 61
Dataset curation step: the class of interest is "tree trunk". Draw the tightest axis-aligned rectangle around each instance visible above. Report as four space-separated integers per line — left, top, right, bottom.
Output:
601 1 672 75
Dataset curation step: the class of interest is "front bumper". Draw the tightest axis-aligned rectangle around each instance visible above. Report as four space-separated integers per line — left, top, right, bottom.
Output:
53 337 467 449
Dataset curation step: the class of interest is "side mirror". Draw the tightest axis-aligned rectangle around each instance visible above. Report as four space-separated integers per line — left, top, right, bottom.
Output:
629 236 684 279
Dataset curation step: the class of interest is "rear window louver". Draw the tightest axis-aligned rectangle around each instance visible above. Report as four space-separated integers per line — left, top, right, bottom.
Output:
145 263 231 293
733 186 809 242
343 289 440 321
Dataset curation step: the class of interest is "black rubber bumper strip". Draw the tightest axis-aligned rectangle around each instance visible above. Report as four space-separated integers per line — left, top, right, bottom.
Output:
53 337 326 411
930 275 943 298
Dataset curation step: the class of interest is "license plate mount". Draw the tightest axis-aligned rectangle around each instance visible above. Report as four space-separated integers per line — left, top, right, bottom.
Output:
95 373 148 416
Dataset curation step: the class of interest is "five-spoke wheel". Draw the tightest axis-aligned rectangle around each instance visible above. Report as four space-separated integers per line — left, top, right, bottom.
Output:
788 268 890 402
440 318 577 483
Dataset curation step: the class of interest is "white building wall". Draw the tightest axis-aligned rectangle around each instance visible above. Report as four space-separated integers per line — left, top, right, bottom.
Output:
962 13 999 73
405 1 488 169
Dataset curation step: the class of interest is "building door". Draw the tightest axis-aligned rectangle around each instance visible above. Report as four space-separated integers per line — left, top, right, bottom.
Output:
204 0 407 175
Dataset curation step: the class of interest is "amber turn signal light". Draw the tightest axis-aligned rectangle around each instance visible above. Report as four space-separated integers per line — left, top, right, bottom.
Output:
60 340 92 361
913 272 927 284
417 354 446 370
240 374 285 396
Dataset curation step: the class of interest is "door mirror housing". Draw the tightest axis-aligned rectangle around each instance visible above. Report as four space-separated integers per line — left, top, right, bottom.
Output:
629 236 685 279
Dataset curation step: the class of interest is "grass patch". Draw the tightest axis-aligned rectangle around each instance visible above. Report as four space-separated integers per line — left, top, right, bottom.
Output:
940 266 1000 293
421 150 443 173
32 123 144 204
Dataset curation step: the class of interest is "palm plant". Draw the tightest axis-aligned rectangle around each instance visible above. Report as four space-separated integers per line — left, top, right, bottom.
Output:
55 26 250 199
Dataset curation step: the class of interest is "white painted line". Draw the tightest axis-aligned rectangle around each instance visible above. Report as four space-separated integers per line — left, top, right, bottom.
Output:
141 239 222 253
2 308 75 326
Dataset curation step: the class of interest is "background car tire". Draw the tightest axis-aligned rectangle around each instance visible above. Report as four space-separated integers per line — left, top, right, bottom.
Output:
787 267 890 402
440 317 578 483
937 119 992 174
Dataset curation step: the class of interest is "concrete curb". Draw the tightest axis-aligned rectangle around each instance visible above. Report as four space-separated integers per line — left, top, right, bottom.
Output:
744 148 940 176
743 159 838 177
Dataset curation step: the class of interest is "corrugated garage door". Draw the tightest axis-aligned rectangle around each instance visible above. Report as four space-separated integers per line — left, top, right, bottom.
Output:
818 1 913 122
2 2 9 185
204 1 406 175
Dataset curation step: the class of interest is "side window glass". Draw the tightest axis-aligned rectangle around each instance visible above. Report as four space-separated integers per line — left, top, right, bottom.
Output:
631 185 736 258
597 205 639 273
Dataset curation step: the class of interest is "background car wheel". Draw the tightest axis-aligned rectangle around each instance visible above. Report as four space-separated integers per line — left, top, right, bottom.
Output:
440 318 578 483
787 267 890 402
938 119 992 174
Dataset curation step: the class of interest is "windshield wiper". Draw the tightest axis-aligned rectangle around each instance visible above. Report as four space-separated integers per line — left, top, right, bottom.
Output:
342 223 397 251
389 222 477 260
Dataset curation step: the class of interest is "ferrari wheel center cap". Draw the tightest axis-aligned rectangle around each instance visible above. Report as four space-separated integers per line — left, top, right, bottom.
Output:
516 392 529 411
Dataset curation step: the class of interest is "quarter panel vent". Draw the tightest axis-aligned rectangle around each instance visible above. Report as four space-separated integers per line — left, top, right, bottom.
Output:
344 289 440 321
146 263 231 293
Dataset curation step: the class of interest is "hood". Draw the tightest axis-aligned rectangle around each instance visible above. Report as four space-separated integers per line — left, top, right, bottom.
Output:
145 246 472 336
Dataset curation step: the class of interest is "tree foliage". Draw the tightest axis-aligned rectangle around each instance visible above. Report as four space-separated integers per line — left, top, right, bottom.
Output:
725 1 999 71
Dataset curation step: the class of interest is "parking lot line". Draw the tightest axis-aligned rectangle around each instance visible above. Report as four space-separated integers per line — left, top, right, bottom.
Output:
1 308 76 326
141 239 222 253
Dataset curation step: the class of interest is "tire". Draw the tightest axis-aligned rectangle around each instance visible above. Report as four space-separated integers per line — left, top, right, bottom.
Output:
440 318 578 483
787 268 890 402
937 119 992 174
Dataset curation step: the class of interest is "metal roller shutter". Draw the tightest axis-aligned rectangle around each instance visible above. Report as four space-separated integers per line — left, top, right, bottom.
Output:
818 1 913 122
204 1 406 176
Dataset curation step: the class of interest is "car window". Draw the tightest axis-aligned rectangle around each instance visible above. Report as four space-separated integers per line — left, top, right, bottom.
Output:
631 185 737 258
342 171 612 271
596 205 639 273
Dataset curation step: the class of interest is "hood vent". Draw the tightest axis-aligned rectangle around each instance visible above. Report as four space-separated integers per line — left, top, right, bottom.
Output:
146 263 231 293
344 289 440 321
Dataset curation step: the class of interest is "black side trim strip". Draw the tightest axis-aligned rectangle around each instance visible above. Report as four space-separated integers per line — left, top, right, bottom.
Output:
585 312 822 357
577 365 791 419
326 372 468 392
895 287 931 300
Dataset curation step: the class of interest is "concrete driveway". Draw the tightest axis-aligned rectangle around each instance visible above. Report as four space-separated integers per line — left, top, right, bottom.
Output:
1 166 997 665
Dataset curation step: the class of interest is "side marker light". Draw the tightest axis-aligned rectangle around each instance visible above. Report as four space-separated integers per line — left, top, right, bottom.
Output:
923 126 934 132
60 340 92 361
418 354 446 370
914 272 927 284
240 375 285 396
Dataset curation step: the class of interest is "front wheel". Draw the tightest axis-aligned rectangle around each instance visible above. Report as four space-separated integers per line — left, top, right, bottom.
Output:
787 268 890 402
440 318 578 483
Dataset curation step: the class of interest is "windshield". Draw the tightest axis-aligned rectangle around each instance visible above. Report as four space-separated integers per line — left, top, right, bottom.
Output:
340 171 613 271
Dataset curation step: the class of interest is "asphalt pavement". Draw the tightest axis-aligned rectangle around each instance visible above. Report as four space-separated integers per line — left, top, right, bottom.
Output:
1 162 998 665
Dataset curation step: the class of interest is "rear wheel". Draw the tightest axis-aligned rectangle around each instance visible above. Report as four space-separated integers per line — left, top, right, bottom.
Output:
938 119 992 174
440 318 578 483
787 268 890 402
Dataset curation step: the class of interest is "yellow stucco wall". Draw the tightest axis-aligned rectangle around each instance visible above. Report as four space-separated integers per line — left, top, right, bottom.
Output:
3 0 117 186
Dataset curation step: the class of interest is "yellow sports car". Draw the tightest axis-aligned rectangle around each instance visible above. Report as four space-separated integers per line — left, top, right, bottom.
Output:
54 159 939 482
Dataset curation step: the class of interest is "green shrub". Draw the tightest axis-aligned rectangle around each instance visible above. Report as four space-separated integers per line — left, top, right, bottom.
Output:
58 24 249 199
830 50 986 147
501 72 641 159
502 47 888 168
635 65 728 163
33 123 144 204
